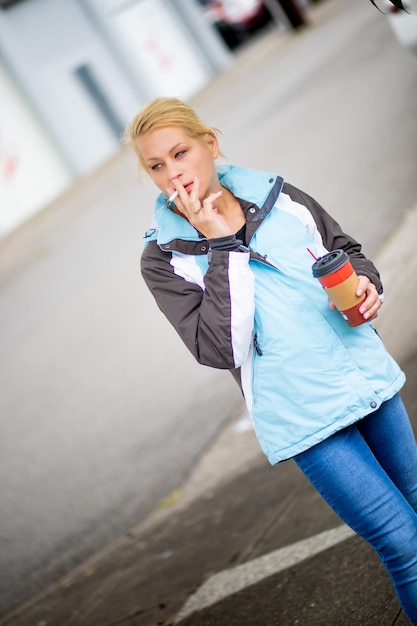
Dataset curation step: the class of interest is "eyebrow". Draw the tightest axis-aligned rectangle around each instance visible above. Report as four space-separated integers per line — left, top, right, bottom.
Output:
145 142 187 163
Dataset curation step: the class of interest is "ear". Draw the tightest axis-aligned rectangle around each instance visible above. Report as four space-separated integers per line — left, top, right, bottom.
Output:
206 130 220 159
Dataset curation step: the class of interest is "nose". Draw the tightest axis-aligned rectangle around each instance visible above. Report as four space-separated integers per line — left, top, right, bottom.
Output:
166 160 182 183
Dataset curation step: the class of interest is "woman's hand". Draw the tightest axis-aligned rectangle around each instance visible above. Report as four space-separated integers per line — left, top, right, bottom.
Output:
328 275 382 321
167 177 233 239
356 275 382 321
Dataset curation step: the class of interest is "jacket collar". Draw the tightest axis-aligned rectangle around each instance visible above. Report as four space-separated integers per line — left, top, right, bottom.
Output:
217 164 282 206
151 165 284 247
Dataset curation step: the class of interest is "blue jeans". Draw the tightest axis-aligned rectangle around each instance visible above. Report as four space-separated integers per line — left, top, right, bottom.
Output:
294 394 417 624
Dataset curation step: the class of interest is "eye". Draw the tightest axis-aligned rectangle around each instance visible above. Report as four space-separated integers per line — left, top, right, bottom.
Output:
150 163 162 171
175 150 187 159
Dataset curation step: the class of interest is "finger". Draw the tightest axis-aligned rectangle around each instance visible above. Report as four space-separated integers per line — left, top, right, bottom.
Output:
361 295 382 320
356 275 370 297
187 176 200 208
362 303 381 321
177 177 204 216
359 293 377 315
360 282 378 307
202 190 222 210
192 189 222 216
171 178 195 216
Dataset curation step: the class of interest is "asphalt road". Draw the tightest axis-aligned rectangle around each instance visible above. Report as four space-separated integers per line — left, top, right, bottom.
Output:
1 0 417 616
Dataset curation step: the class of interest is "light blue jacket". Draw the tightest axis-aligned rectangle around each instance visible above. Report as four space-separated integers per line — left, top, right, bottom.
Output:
141 165 405 464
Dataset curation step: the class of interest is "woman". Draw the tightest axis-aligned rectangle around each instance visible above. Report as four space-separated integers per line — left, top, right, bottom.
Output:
124 97 417 623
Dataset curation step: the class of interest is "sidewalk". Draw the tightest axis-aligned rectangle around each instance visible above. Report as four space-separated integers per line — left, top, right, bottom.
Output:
0 439 407 626
1 198 416 626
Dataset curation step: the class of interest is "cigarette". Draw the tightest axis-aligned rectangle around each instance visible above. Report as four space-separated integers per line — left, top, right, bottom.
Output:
168 190 178 203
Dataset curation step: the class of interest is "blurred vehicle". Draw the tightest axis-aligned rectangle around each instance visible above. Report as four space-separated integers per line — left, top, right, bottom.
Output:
383 0 417 55
198 0 274 50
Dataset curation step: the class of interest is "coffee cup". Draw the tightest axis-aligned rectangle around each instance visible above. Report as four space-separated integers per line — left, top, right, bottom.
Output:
311 249 366 327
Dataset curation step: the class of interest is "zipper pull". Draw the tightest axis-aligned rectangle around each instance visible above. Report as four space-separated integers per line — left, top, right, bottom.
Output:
254 333 263 356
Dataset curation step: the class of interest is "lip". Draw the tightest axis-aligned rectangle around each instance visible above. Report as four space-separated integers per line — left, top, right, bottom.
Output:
183 182 193 194
170 181 193 197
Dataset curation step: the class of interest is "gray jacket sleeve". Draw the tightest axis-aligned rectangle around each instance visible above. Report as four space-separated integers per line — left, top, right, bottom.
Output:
283 182 383 294
141 241 255 369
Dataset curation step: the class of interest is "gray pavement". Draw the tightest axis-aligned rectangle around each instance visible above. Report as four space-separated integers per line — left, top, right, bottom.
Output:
1 0 417 624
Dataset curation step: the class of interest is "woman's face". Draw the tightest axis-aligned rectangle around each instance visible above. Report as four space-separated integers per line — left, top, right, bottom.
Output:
136 126 220 202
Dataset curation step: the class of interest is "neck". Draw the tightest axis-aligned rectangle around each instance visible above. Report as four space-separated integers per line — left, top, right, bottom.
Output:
218 186 245 231
217 186 239 213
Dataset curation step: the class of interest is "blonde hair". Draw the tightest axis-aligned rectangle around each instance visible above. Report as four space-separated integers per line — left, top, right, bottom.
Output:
123 97 223 168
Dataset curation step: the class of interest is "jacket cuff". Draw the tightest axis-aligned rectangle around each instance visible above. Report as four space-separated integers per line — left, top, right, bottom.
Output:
208 234 244 251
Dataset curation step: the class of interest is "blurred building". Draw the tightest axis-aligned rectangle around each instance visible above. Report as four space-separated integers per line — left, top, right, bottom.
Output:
0 0 240 238
0 0 309 237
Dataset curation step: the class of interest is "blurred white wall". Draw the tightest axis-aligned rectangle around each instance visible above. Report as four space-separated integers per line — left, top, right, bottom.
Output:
110 0 211 98
0 61 72 238
0 0 140 175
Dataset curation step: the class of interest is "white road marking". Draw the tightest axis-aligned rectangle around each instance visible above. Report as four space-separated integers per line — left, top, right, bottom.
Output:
174 524 355 623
